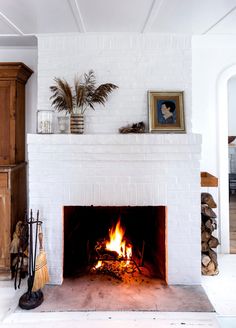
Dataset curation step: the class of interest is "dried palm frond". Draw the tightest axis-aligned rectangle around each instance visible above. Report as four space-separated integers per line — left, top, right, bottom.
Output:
50 78 74 114
83 70 96 91
74 80 85 108
75 70 118 113
89 83 118 109
50 71 118 115
75 71 96 110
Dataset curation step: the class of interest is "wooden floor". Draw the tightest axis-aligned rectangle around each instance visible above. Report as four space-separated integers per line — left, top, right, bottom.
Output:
229 193 236 253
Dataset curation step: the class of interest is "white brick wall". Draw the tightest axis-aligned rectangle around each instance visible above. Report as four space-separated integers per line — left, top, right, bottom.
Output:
37 33 192 134
28 133 202 285
32 33 200 285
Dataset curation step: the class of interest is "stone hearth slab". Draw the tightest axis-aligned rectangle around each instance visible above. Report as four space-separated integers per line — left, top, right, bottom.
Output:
20 276 214 312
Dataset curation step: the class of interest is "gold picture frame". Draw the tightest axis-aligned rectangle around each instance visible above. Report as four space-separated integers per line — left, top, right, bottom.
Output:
148 91 185 133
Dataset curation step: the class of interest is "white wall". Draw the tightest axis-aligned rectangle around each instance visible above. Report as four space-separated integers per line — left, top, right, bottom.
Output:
37 33 192 134
192 35 236 253
228 76 236 136
0 47 38 133
192 35 236 174
228 76 236 174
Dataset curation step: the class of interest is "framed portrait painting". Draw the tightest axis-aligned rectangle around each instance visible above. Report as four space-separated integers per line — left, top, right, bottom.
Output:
148 91 185 133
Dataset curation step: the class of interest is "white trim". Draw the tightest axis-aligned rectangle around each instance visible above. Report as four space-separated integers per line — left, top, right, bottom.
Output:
68 0 86 33
203 6 236 35
0 11 24 35
141 0 165 33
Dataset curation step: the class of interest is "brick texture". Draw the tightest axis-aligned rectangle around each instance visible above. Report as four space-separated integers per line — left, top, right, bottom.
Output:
37 33 192 134
28 133 201 285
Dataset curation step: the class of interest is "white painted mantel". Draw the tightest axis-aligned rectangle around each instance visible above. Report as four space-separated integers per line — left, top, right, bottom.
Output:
27 133 201 285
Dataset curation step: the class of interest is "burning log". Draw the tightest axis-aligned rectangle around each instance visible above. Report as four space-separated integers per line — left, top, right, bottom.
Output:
91 259 138 281
95 239 119 259
90 219 138 280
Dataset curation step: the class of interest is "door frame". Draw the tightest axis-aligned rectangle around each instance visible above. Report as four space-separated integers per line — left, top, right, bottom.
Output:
217 65 236 253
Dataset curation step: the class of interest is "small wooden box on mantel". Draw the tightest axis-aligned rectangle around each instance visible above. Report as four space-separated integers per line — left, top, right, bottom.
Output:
201 172 218 187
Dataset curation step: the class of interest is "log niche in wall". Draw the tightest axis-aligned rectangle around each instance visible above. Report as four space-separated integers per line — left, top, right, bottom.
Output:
201 192 219 275
0 63 33 280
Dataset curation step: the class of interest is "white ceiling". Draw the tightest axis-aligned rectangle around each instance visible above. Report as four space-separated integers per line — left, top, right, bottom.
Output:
0 0 236 46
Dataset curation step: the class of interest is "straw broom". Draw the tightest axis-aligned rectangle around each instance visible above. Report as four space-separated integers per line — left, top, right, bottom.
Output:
32 224 50 291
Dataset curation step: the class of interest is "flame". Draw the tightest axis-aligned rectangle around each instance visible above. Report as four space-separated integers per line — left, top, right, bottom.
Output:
106 219 132 260
95 260 102 269
126 244 132 265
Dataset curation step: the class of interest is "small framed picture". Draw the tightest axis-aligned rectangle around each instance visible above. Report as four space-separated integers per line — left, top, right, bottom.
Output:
148 91 185 133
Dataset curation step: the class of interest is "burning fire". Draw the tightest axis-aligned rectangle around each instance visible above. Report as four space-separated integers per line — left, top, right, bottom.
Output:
106 219 132 263
95 260 102 269
93 219 133 272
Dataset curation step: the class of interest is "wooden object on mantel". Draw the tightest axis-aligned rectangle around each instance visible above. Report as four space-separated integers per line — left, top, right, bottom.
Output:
201 172 218 187
0 62 33 165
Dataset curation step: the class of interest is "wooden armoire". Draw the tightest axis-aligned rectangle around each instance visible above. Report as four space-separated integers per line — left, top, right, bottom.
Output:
0 63 33 280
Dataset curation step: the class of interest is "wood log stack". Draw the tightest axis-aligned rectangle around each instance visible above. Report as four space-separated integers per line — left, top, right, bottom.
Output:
201 192 219 275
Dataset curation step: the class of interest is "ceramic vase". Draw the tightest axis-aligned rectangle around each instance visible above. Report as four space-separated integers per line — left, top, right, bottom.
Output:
70 114 84 134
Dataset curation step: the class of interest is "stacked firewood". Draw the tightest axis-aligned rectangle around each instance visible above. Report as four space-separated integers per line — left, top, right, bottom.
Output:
201 192 219 275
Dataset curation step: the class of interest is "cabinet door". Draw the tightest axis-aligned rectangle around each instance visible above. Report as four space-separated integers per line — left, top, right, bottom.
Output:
0 174 11 270
0 81 16 165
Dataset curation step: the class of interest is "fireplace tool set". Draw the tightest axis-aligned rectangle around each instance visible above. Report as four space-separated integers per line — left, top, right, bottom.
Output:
15 210 49 310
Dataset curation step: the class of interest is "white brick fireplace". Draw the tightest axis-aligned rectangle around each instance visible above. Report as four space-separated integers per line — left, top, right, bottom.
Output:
28 133 201 285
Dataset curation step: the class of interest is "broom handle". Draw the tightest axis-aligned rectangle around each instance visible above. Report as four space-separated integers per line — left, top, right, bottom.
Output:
29 210 33 276
33 211 39 271
38 224 43 250
28 209 34 292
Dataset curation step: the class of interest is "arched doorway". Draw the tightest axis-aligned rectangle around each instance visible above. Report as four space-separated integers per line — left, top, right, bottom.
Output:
228 75 236 253
217 65 236 254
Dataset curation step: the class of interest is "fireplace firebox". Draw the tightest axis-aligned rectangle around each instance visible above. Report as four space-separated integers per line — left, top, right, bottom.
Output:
64 206 167 283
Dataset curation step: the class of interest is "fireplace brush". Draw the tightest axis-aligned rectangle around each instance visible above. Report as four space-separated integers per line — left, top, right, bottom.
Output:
19 210 44 310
